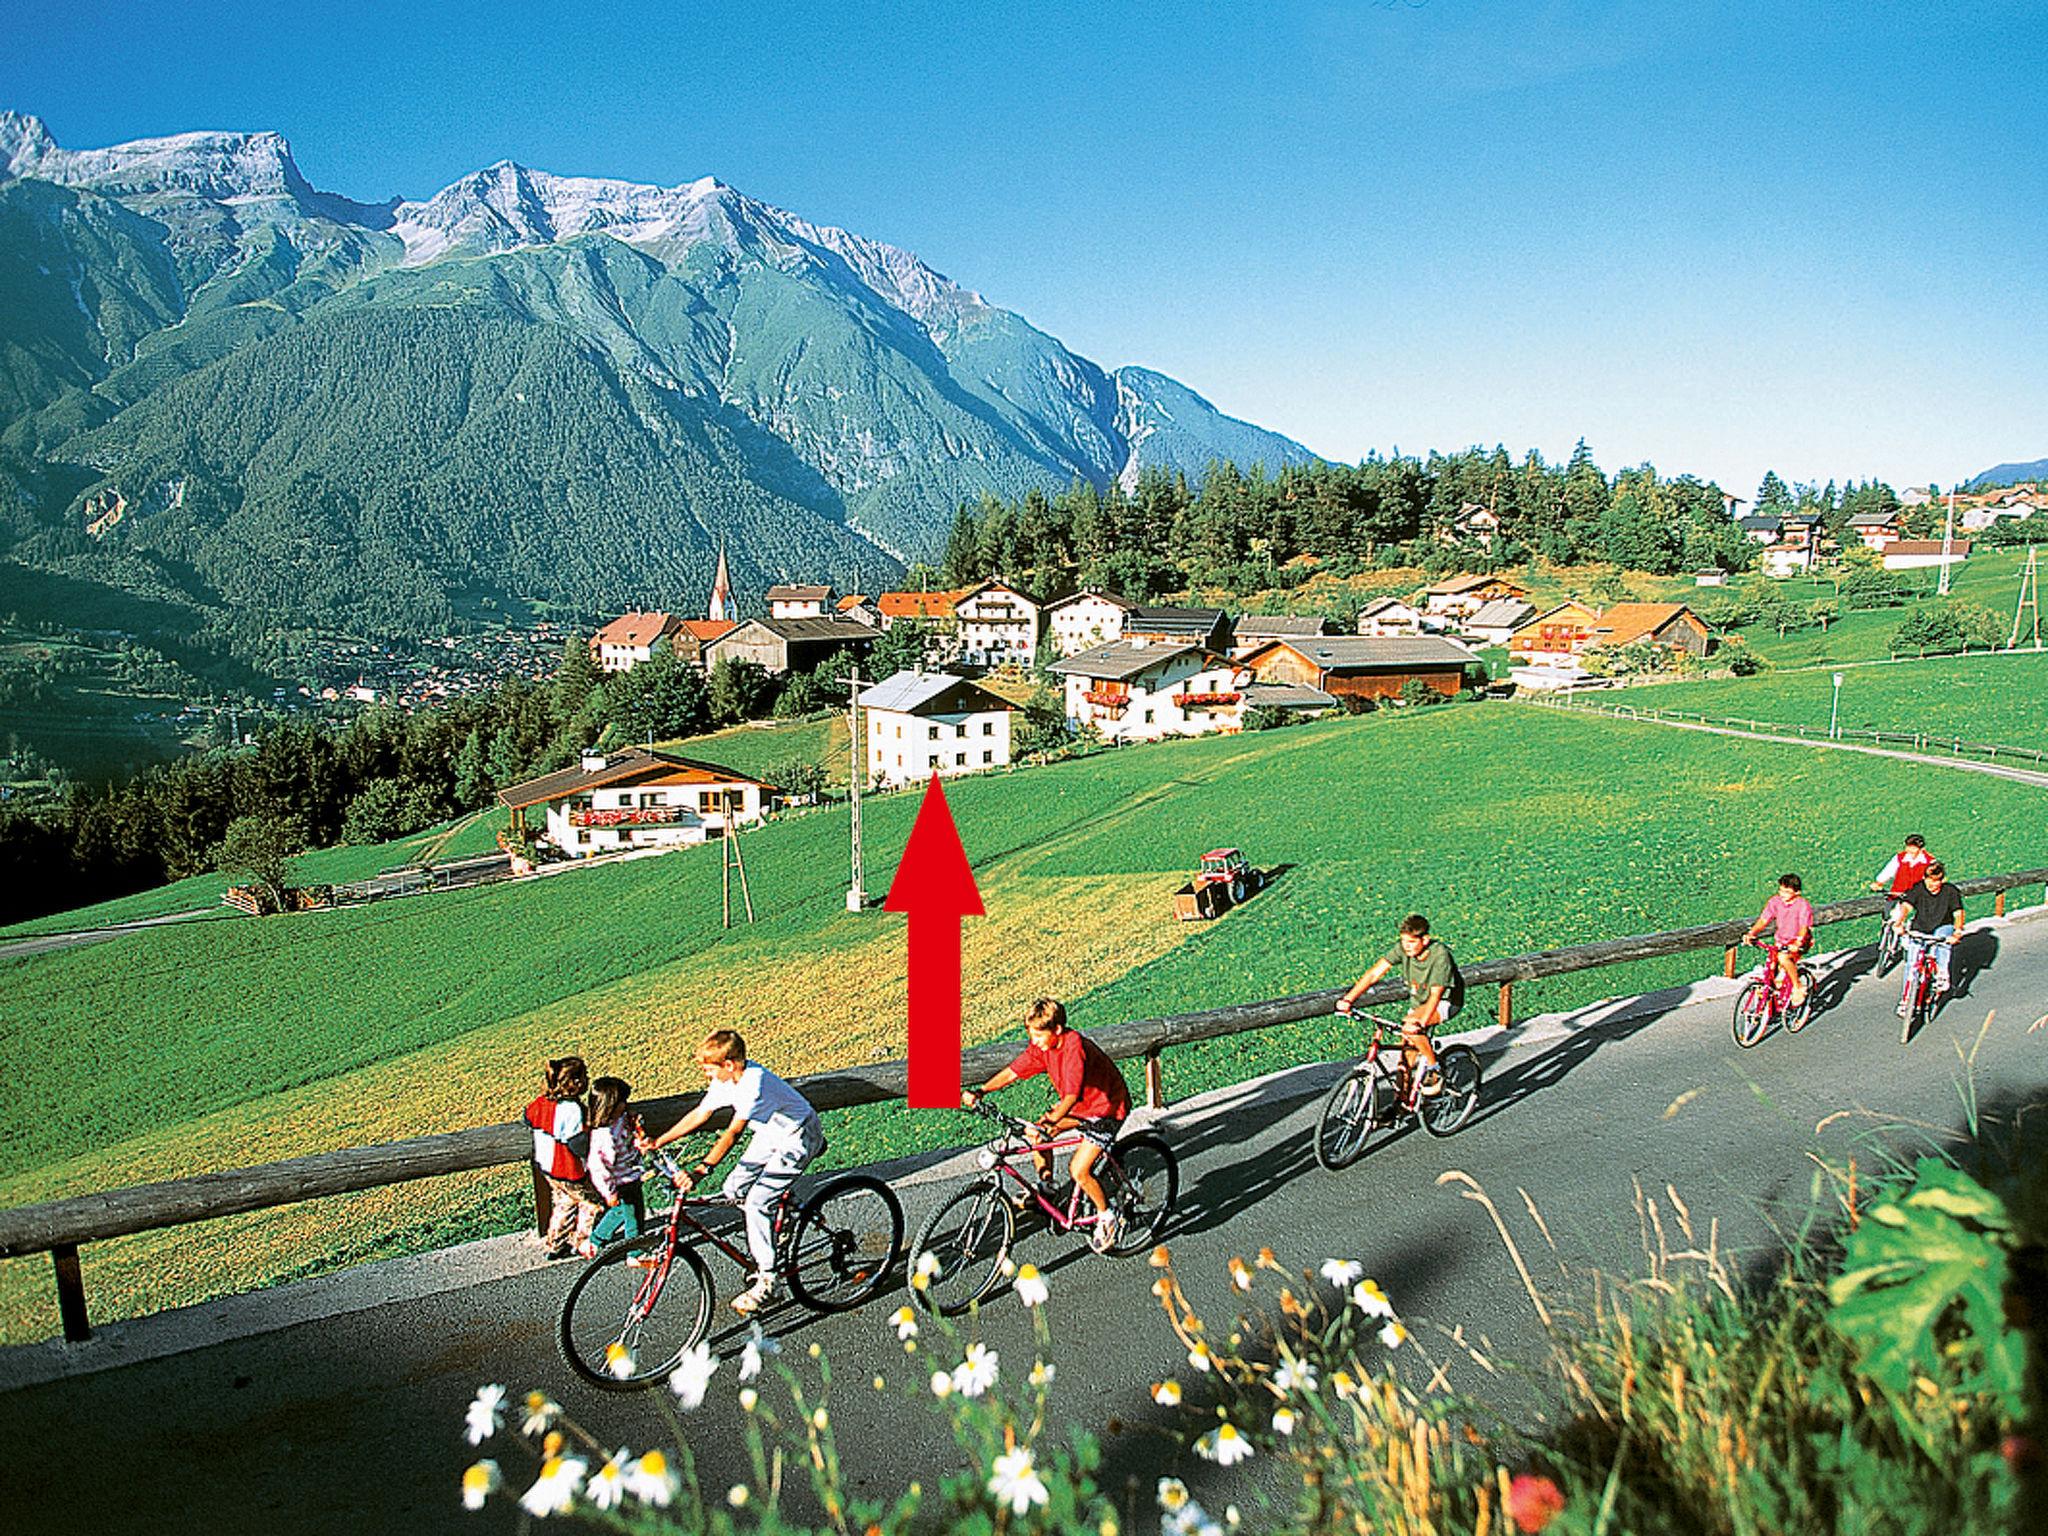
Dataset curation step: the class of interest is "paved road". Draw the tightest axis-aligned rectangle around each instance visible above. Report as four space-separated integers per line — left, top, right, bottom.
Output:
4 913 2046 1534
0 908 219 962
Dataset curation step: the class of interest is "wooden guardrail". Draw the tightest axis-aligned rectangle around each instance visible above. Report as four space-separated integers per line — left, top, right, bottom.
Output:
1529 694 2048 766
5 868 2045 1343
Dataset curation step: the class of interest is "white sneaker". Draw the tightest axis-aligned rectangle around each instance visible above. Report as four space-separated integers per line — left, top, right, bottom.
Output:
731 1274 779 1315
1090 1213 1121 1254
1896 1000 1911 1017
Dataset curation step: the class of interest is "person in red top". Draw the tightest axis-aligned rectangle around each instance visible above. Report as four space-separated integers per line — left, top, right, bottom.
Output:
963 998 1132 1252
524 1054 604 1259
1870 834 1933 925
1743 873 1815 1009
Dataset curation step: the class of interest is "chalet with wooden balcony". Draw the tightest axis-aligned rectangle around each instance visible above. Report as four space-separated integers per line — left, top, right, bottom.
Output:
498 750 769 857
953 579 1042 668
1237 635 1478 703
1050 638 1247 742
1422 574 1529 620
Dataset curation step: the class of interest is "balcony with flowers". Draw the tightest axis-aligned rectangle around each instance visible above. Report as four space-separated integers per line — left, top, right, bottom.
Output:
567 805 690 829
1172 690 1242 710
1081 685 1130 716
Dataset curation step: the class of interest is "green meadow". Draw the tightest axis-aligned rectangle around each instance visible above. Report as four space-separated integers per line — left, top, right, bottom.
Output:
3 703 2045 1339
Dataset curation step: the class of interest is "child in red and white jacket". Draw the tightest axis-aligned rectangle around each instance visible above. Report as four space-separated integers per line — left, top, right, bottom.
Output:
525 1055 603 1259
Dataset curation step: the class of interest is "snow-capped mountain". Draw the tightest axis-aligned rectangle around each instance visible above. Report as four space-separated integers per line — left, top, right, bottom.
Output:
0 111 1315 627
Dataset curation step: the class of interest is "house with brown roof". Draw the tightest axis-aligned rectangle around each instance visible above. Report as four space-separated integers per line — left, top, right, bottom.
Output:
1124 605 1232 651
766 584 835 619
1051 638 1247 742
835 594 885 628
1588 603 1711 658
1238 635 1478 704
673 619 737 667
1422 574 1529 619
1882 539 1973 572
1356 596 1426 636
1848 510 1904 550
1507 602 1601 662
591 611 685 673
498 749 769 857
1229 613 1335 659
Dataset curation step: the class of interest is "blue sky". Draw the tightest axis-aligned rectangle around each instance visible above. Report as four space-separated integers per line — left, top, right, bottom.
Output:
7 1 2044 495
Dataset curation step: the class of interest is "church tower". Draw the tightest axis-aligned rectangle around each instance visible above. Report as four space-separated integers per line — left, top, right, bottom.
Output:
708 539 733 622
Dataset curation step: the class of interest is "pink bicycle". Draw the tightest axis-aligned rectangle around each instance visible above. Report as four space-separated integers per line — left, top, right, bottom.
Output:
1732 938 1812 1047
908 1100 1177 1316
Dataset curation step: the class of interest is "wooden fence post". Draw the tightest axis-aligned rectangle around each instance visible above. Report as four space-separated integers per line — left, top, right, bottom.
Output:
1995 891 2006 917
52 1243 89 1343
1497 982 1514 1029
1144 1046 1166 1111
1725 947 1739 979
531 1165 553 1240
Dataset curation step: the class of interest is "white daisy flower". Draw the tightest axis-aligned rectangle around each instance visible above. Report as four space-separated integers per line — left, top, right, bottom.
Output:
951 1342 999 1398
738 1387 759 1413
1228 1257 1254 1291
1014 1263 1049 1307
1157 1477 1193 1513
1187 1340 1215 1373
1029 1359 1056 1388
1197 1422 1254 1467
586 1450 629 1512
739 1323 779 1382
1319 1258 1363 1288
623 1450 678 1507
911 1250 942 1291
1350 1277 1395 1319
891 1304 919 1341
988 1446 1051 1515
1379 1319 1409 1350
519 1392 561 1436
463 1385 507 1445
728 1484 750 1508
1271 1358 1318 1395
1272 1406 1298 1436
668 1342 719 1409
518 1455 587 1517
604 1342 636 1381
930 1369 954 1398
460 1459 501 1510
1152 1379 1183 1406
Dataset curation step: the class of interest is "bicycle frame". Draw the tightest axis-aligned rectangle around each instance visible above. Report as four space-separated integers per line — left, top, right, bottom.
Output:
1901 930 1948 1009
967 1106 1115 1232
1746 940 1804 1019
618 1154 795 1312
1347 1010 1434 1114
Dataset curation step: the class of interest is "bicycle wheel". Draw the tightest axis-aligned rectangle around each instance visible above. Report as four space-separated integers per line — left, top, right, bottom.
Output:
784 1174 903 1312
1419 1045 1481 1136
559 1237 714 1392
1731 980 1771 1048
1314 1065 1385 1171
1876 919 1901 974
909 1181 1014 1317
1902 967 1928 1044
1099 1132 1178 1255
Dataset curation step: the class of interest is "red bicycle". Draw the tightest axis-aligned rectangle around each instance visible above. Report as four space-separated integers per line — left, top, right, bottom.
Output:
1314 1009 1481 1170
1732 938 1812 1047
908 1101 1178 1316
1898 928 1950 1042
558 1150 903 1390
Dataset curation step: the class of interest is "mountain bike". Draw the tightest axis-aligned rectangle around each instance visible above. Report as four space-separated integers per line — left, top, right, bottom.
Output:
1731 938 1812 1047
908 1101 1178 1317
1898 929 1950 1042
1314 1010 1481 1172
558 1150 903 1390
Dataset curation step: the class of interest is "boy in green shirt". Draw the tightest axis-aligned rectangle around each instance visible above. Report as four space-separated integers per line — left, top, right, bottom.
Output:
1336 913 1464 1093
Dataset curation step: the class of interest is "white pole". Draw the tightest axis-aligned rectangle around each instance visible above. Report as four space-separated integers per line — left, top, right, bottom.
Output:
1938 491 1956 596
1830 672 1843 739
845 668 866 912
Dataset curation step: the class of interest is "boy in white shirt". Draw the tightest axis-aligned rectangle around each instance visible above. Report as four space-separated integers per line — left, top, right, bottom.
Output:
641 1029 825 1314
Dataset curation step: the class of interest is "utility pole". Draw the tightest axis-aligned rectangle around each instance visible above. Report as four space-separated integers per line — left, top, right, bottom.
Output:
720 787 754 927
828 668 869 911
1938 489 1957 597
2013 546 2042 651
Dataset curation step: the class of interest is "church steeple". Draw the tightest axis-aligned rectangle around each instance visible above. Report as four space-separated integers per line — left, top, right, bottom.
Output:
708 539 733 622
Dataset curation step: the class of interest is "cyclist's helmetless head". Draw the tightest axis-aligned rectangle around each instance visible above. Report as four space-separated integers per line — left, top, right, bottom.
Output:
1398 914 1431 955
1925 863 1946 890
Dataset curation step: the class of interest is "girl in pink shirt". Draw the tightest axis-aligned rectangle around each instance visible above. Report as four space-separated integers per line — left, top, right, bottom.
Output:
1745 873 1815 1007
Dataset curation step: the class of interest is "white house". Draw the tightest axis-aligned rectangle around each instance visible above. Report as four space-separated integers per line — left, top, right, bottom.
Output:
1961 496 2042 533
835 594 885 628
1422 575 1528 620
953 579 1041 668
1848 511 1903 550
590 611 684 673
1356 596 1426 636
1460 598 1537 647
1882 539 1973 572
498 750 768 858
859 671 1016 788
766 584 834 619
1044 591 1136 656
1051 639 1247 743
1759 543 1818 578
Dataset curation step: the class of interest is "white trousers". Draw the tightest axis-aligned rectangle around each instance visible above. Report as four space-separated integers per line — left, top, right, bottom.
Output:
723 1120 825 1276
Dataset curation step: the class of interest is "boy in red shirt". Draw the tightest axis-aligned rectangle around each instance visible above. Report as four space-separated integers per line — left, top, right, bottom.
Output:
1869 834 1933 924
963 998 1132 1252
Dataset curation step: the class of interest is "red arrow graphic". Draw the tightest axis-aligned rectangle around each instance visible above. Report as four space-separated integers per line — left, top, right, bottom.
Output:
885 775 985 1109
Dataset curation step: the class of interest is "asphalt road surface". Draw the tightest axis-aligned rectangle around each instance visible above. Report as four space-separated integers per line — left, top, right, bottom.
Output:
3 912 2045 1535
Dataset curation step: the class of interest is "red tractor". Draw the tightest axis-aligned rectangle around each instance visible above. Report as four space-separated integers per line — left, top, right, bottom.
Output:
1172 847 1266 920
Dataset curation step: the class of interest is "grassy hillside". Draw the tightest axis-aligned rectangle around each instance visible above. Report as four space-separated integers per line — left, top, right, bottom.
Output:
1732 547 2034 664
3 703 2045 1339
1616 650 2048 751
